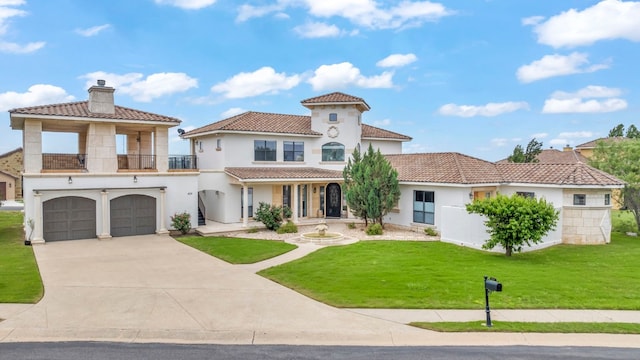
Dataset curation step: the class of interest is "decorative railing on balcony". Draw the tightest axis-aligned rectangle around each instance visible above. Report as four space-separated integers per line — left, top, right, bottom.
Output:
168 155 198 170
42 153 87 170
118 154 156 170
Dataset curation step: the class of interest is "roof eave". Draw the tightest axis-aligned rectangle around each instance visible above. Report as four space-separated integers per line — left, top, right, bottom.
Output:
183 129 322 139
362 136 412 142
9 112 180 127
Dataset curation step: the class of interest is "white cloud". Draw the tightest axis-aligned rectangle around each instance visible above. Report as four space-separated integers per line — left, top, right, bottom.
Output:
542 85 627 114
543 98 627 113
293 22 342 38
80 71 198 102
491 138 508 147
154 0 217 10
211 66 301 99
372 118 391 127
532 0 640 48
438 101 529 117
516 52 609 83
376 53 417 68
549 138 569 146
307 62 394 90
557 131 594 138
221 107 247 118
521 15 544 26
75 24 111 37
550 85 622 99
0 84 75 111
531 132 549 139
0 40 44 53
0 1 45 53
237 0 452 30
403 142 429 153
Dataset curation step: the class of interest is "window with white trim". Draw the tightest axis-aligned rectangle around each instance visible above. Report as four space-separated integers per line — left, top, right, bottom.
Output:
322 142 344 161
413 190 434 225
254 140 276 161
284 141 304 161
573 194 586 206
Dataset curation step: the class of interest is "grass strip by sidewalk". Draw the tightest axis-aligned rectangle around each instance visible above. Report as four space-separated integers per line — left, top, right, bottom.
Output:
177 236 297 264
259 234 640 309
411 321 640 334
0 211 43 303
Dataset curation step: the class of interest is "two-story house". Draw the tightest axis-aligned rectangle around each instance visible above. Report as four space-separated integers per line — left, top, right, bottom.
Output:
9 84 625 249
9 80 199 243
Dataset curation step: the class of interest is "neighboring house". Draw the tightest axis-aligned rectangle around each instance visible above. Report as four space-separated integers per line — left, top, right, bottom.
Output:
496 147 588 164
9 80 199 243
0 147 23 199
9 86 625 249
0 170 18 201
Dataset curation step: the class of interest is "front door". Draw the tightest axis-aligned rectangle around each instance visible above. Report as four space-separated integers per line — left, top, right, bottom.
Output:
326 183 341 218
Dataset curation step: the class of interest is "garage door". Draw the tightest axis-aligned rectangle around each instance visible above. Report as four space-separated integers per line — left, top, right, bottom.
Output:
110 195 156 237
43 197 96 241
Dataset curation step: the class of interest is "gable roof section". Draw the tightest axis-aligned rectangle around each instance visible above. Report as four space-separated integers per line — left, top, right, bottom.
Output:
9 101 180 124
183 111 322 137
385 153 502 184
0 147 22 159
575 136 627 149
496 163 625 186
496 149 587 164
362 124 412 141
0 170 18 179
225 167 343 182
386 153 624 187
300 92 371 111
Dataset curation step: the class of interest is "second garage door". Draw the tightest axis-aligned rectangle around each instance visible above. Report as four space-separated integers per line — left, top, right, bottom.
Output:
110 195 156 237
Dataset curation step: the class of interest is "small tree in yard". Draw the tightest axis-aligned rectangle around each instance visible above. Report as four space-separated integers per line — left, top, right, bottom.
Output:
343 144 400 228
466 194 559 256
590 138 640 230
254 202 284 231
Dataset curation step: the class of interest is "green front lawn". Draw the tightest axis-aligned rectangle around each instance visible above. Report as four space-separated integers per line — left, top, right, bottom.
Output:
0 211 43 303
259 234 640 309
177 236 297 264
411 321 640 334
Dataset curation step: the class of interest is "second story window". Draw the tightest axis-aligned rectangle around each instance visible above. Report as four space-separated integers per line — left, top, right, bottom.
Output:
322 142 345 162
254 140 276 161
284 141 304 161
329 113 338 122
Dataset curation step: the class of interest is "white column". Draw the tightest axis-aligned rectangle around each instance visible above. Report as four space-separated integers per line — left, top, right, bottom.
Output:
292 182 299 223
242 184 249 228
158 188 169 234
98 190 112 240
32 192 44 244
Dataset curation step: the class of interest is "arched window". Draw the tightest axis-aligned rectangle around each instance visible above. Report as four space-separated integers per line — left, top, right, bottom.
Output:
322 142 345 162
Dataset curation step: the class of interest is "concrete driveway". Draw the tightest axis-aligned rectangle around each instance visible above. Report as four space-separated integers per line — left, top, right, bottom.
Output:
0 234 431 345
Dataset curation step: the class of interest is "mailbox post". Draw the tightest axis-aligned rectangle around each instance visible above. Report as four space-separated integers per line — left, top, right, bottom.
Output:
484 275 502 327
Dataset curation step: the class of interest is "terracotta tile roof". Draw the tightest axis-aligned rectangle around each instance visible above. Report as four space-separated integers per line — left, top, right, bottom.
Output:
9 101 180 123
496 163 625 186
225 167 343 181
184 111 411 140
575 136 627 149
184 112 322 137
300 92 370 110
496 149 588 164
386 153 624 186
385 153 503 184
362 124 412 141
0 147 22 158
0 170 18 179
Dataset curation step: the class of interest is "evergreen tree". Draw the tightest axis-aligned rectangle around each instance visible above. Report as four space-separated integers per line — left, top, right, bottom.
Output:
626 124 640 139
507 138 542 163
343 144 400 227
609 123 625 137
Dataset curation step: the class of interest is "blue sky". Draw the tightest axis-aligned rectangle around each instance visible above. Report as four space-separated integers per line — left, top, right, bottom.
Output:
1 0 639 161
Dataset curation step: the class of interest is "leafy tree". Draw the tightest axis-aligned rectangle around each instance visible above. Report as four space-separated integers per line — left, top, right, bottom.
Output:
254 202 283 231
589 139 640 230
626 124 640 139
609 123 625 137
343 144 400 228
507 138 542 163
466 194 559 256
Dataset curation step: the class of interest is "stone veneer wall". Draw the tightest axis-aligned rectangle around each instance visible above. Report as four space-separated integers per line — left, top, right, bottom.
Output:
0 148 23 199
561 189 612 245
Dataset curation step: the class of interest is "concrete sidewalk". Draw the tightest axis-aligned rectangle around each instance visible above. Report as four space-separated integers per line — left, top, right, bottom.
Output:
0 234 639 348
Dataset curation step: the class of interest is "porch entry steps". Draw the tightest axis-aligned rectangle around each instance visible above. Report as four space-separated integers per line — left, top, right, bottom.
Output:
197 208 206 226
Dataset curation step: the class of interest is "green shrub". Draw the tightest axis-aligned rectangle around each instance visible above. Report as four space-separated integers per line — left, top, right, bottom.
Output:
424 227 438 236
283 206 292 220
347 222 356 229
171 211 191 235
255 202 283 231
612 210 638 233
276 221 298 234
247 226 259 233
366 223 383 235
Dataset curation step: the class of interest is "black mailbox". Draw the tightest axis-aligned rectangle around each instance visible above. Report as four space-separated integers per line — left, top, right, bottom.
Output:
485 278 502 292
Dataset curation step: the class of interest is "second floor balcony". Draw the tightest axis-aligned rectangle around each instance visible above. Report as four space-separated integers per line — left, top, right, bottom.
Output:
41 153 198 172
118 154 156 170
169 155 198 170
42 153 87 171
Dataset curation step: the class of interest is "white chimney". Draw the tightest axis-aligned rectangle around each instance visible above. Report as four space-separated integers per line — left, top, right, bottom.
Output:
88 79 115 114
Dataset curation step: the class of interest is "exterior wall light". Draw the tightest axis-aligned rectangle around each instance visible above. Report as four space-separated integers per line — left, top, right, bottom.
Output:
68 176 73 184
134 175 138 183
